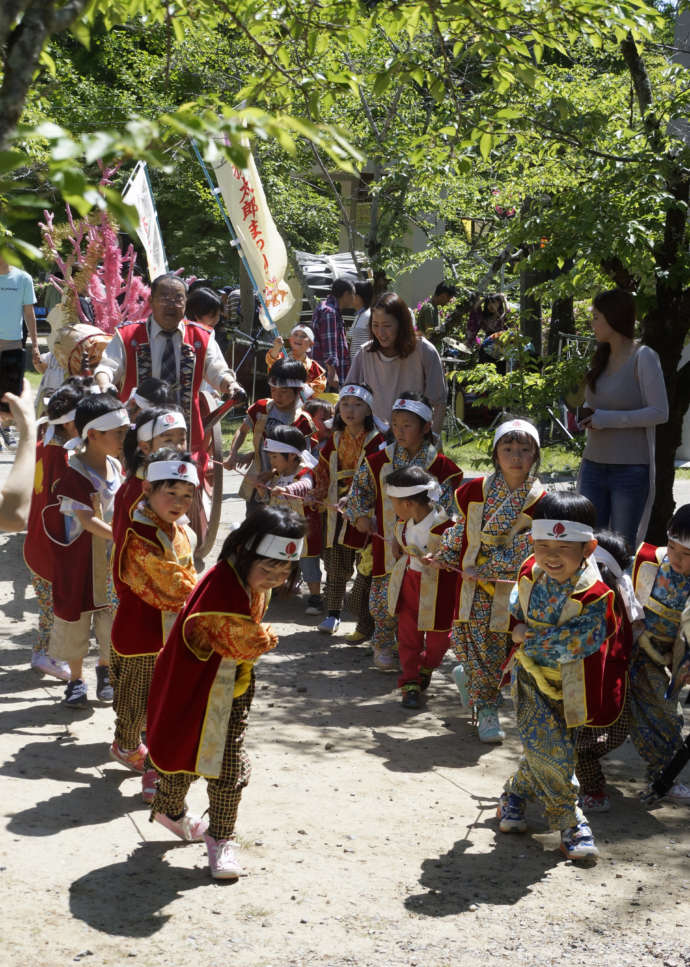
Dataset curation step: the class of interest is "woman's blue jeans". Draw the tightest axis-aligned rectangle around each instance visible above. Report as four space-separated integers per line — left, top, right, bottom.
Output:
578 459 649 549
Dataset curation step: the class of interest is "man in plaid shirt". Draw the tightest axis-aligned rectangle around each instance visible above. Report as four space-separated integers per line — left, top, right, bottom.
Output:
311 278 355 388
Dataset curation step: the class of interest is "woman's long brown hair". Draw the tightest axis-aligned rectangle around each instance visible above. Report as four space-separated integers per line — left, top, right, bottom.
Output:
585 289 636 392
368 292 417 358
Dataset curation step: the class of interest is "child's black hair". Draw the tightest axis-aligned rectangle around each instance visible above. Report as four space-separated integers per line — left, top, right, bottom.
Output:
667 504 690 546
491 415 541 472
303 398 334 420
63 374 97 395
46 384 83 422
594 529 631 591
122 405 183 476
219 505 306 592
266 424 308 453
186 286 221 322
386 466 434 508
391 391 434 441
269 358 307 386
332 382 375 432
145 448 197 492
534 491 597 529
74 392 127 437
135 377 173 407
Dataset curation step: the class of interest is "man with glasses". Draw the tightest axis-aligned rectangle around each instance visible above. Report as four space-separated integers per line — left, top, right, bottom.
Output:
95 273 244 462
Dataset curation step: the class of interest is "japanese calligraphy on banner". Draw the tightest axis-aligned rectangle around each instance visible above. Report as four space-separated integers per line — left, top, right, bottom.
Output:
212 150 295 330
121 162 169 281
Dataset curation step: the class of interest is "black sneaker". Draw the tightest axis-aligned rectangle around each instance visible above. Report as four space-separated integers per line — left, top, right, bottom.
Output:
305 595 324 615
96 665 114 702
401 687 421 709
63 679 88 708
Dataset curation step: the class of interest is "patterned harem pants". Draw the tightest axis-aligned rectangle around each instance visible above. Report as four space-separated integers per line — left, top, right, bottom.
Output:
150 676 255 840
505 666 581 831
451 585 509 710
369 574 397 651
110 651 157 751
629 647 684 778
29 571 53 653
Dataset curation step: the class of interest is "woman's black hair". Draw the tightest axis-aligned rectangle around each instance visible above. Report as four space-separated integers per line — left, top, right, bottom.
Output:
586 289 636 392
594 529 631 592
267 424 308 453
186 286 221 322
74 392 127 437
135 377 173 407
534 491 597 529
332 382 375 432
122 405 184 476
269 358 307 385
667 504 690 545
386 466 434 508
46 384 83 421
491 415 541 472
145 448 197 492
391 391 434 441
354 280 373 308
218 505 306 592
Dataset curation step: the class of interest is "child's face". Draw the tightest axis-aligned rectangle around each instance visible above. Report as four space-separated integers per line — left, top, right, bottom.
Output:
339 396 369 429
152 427 187 452
248 556 293 591
391 411 427 453
64 420 78 440
199 309 220 329
89 424 128 458
495 437 536 484
532 538 595 584
289 331 311 357
390 495 418 522
268 452 299 474
270 386 298 410
144 480 195 524
666 538 690 576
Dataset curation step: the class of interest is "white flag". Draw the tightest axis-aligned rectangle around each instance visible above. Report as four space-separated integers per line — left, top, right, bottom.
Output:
212 150 294 330
122 162 169 282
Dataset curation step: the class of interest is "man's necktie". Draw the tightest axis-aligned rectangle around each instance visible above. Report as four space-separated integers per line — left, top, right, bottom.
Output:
160 331 178 400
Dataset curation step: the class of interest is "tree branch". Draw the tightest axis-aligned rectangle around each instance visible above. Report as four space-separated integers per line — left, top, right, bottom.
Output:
620 31 660 144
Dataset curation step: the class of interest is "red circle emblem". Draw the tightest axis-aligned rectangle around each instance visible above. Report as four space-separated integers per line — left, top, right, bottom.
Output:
285 541 297 555
553 522 565 537
177 463 187 475
164 413 175 424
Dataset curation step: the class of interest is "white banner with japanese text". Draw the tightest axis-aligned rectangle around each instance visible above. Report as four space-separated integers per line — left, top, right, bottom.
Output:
122 162 169 282
213 151 294 330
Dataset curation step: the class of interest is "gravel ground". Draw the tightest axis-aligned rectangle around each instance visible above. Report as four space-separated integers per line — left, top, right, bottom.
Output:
0 455 689 967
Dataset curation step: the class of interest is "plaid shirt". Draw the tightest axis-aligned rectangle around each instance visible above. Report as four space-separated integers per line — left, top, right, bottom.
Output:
311 295 350 383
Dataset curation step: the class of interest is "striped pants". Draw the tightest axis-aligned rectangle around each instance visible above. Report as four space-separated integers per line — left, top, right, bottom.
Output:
149 677 255 841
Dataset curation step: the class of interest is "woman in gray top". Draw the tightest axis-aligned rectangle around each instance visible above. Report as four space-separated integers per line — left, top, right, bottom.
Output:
577 289 668 548
345 292 447 435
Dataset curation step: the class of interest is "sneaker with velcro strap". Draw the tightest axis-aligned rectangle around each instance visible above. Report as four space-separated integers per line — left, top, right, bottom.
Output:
497 792 527 833
560 821 599 860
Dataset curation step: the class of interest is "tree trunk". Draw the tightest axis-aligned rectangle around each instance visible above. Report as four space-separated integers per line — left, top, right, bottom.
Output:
547 295 575 356
520 261 542 356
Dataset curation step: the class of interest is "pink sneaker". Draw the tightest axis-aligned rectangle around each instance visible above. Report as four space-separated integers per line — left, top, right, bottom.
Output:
154 811 208 841
204 833 245 879
141 768 158 804
109 741 147 774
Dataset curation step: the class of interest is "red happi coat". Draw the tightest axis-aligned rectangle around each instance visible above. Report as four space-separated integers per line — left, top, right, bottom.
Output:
42 456 121 621
510 555 620 727
112 506 194 657
24 440 69 582
116 319 212 463
365 443 463 577
319 429 385 551
112 473 144 546
146 559 268 778
387 512 457 631
452 474 545 631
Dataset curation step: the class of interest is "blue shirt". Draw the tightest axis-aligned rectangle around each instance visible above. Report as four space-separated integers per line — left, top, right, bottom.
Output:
0 266 35 340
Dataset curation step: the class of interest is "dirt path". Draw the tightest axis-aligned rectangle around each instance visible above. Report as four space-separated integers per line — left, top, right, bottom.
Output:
1 454 689 967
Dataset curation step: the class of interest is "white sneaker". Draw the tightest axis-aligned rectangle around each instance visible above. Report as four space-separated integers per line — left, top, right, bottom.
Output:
204 833 246 879
373 647 397 672
665 782 690 805
154 811 208 841
318 615 341 635
477 707 505 743
31 650 71 681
